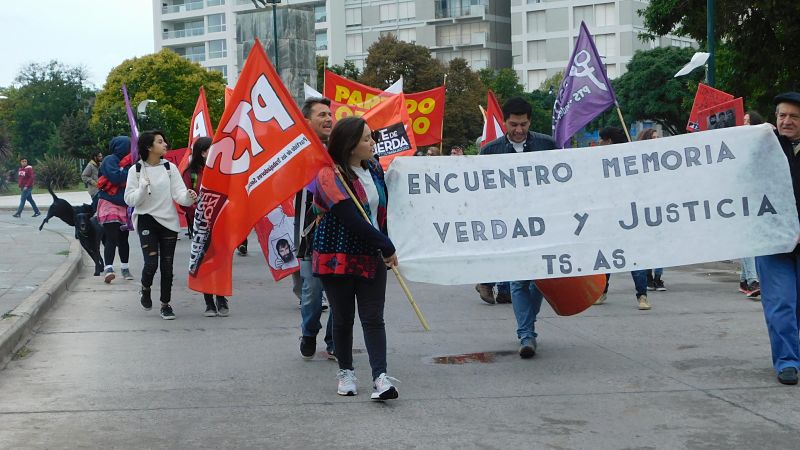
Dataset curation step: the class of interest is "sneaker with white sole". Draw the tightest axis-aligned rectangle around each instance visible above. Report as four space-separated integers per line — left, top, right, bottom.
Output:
103 268 115 284
371 373 399 400
637 294 651 310
121 268 134 280
322 295 329 311
160 304 176 320
337 369 357 396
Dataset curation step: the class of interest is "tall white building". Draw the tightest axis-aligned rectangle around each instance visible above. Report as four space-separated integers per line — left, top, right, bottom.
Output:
512 0 695 91
153 0 511 87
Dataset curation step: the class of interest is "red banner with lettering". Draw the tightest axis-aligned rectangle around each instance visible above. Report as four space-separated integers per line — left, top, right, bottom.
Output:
253 197 300 281
188 40 333 296
362 93 417 170
323 70 445 146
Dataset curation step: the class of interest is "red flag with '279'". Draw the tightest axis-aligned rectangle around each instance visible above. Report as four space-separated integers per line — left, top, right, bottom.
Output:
188 40 333 296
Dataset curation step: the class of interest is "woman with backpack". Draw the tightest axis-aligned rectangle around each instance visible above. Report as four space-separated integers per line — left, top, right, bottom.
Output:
124 130 197 320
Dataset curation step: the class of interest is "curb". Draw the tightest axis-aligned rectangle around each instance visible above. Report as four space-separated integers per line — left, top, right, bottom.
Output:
0 233 83 369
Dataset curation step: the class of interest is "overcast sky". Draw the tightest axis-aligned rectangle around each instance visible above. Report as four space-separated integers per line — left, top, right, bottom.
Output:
0 0 154 89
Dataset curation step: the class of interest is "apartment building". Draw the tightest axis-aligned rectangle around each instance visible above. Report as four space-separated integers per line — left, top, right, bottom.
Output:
153 0 512 87
512 0 696 91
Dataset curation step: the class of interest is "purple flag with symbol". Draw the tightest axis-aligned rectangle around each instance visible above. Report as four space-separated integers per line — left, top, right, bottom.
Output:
552 21 617 148
121 85 140 161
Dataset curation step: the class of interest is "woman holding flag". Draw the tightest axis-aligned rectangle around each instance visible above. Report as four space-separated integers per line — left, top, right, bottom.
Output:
124 130 197 320
312 116 399 400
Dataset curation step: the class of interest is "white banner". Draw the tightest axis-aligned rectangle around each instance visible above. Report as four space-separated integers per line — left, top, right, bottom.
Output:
385 124 800 285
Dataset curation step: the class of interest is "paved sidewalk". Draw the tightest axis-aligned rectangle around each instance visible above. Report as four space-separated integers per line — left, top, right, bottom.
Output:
0 190 93 211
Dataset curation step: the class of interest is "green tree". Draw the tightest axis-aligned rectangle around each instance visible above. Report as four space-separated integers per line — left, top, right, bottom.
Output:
613 47 703 136
360 35 445 92
0 61 93 162
58 110 96 158
641 0 799 114
443 58 486 150
478 68 524 103
91 49 226 151
316 56 362 93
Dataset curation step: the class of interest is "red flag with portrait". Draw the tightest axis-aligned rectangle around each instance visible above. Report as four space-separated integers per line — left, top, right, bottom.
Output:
187 40 333 296
253 197 299 281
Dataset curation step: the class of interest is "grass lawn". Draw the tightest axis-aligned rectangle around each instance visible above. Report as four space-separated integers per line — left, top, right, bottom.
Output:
0 182 84 197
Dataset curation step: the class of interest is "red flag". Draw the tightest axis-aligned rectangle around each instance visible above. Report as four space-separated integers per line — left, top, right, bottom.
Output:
179 87 214 174
323 70 445 146
686 83 734 132
480 90 506 148
187 39 333 296
253 197 300 281
362 93 417 170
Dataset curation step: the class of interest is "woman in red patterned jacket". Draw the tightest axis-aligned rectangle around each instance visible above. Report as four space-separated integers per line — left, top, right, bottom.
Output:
312 116 399 401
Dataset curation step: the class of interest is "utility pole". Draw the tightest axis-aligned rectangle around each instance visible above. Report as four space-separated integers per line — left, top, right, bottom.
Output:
706 0 715 86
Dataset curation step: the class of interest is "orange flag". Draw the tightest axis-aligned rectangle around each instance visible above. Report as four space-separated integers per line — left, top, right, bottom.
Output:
323 70 445 146
188 40 333 296
362 93 417 170
480 89 506 148
179 87 214 174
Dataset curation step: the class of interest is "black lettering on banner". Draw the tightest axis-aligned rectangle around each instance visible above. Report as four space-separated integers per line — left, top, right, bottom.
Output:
189 189 228 276
573 212 588 236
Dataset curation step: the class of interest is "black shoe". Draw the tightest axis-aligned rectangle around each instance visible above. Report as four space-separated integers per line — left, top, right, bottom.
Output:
160 304 176 320
12 213 20 218
32 212 41 217
496 292 512 304
777 367 798 385
140 287 152 311
237 244 248 256
738 281 749 294
216 296 229 317
654 278 666 291
646 278 656 291
300 336 315 360
204 298 217 317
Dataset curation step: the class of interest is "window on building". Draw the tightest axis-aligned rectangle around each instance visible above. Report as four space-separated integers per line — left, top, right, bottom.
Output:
345 8 361 26
208 65 227 79
207 13 226 33
595 3 616 27
594 33 616 57
207 0 224 6
574 5 593 27
346 34 363 54
208 39 227 59
527 40 546 63
527 70 547 91
379 4 397 22
397 28 416 43
185 45 206 62
527 11 545 33
316 31 328 50
315 5 327 23
605 64 617 79
398 1 415 20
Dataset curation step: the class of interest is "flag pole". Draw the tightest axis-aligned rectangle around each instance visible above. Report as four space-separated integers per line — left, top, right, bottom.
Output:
333 166 430 331
438 73 447 155
614 101 632 142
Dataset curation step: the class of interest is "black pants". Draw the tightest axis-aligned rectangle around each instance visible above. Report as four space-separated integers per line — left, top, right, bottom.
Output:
103 222 129 266
321 266 388 380
136 214 178 304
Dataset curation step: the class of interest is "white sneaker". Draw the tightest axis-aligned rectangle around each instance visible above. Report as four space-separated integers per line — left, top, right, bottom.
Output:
322 295 329 311
337 369 357 396
371 373 399 400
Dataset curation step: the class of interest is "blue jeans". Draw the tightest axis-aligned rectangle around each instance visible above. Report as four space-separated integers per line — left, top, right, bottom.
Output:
481 281 510 294
299 258 333 352
756 253 800 374
740 257 758 283
510 280 543 342
16 187 40 215
631 270 648 297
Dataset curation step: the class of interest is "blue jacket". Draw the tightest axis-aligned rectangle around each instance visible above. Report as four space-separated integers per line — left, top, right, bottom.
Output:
480 131 557 155
98 136 131 206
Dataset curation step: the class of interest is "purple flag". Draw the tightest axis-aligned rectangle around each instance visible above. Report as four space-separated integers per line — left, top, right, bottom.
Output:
552 21 617 148
121 85 140 161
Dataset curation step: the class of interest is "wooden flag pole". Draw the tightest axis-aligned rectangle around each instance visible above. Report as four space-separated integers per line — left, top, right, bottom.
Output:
615 101 632 142
333 166 430 331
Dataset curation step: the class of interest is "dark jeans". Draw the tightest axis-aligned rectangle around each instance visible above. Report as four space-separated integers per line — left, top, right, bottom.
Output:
604 271 648 299
322 265 388 380
136 214 178 304
102 222 129 266
15 187 40 215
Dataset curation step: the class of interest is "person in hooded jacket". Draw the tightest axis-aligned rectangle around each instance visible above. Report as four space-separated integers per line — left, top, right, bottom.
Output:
97 136 134 283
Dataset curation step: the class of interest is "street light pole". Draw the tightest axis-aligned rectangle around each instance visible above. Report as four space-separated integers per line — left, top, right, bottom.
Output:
265 0 281 73
706 0 715 87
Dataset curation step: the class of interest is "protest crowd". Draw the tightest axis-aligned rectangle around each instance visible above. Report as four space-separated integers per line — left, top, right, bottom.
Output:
20 26 800 401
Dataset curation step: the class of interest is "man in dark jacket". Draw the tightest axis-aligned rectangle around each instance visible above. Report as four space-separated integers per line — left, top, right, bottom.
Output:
756 92 800 385
296 97 334 360
479 97 557 359
12 158 40 218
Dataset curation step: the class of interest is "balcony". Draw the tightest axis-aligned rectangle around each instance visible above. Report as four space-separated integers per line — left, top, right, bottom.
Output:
162 1 204 14
208 24 227 33
162 28 205 39
435 3 487 19
185 53 206 63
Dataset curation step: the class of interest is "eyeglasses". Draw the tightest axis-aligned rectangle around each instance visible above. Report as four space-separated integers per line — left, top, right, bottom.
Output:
777 112 800 122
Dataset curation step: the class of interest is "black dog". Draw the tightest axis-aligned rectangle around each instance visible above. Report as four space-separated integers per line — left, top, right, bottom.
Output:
39 185 105 276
